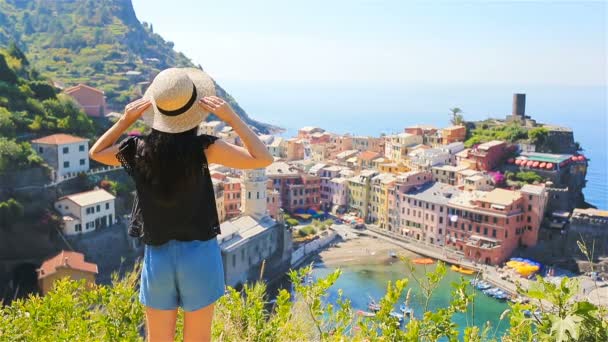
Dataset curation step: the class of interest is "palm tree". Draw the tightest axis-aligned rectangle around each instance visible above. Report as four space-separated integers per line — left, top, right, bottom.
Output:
449 107 464 125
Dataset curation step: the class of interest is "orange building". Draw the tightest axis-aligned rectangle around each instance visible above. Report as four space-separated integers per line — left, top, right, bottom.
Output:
37 250 98 295
446 186 547 265
63 84 106 117
441 125 466 144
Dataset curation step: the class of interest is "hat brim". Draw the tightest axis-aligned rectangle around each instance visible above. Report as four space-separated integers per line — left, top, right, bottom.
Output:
142 68 216 133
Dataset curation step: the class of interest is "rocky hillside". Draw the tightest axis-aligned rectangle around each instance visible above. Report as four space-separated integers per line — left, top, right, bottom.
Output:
0 0 276 133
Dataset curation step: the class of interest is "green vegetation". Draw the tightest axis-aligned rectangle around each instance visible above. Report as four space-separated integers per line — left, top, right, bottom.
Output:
1 260 605 341
528 127 549 145
0 46 94 173
465 123 529 148
0 198 24 229
449 107 465 126
515 171 544 184
505 171 544 185
99 177 132 196
295 219 333 237
0 0 274 133
297 225 317 238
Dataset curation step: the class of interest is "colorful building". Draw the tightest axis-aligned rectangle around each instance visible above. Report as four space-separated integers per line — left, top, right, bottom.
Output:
458 140 508 171
368 173 396 228
286 138 305 161
63 84 106 117
384 133 423 163
347 170 379 220
397 182 461 245
37 251 98 295
431 165 469 186
351 136 384 154
358 151 383 170
446 187 546 265
441 125 466 144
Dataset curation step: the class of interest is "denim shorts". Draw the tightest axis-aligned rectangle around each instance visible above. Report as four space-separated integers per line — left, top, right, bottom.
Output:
139 238 225 312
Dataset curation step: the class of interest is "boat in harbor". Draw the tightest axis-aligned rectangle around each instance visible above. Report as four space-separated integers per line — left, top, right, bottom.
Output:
399 304 413 316
451 265 476 275
412 258 435 265
368 298 381 312
389 311 404 322
357 310 376 317
470 279 492 290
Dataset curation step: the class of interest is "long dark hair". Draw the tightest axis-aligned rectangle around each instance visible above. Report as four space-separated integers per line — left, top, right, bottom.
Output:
135 127 204 199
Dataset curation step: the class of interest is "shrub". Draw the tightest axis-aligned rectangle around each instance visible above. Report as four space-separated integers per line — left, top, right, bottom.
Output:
285 218 299 227
515 171 543 184
0 259 606 341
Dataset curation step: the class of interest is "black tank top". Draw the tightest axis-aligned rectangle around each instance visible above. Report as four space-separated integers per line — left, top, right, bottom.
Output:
116 134 221 246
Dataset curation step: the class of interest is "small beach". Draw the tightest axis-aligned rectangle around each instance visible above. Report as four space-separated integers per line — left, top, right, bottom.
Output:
313 235 421 267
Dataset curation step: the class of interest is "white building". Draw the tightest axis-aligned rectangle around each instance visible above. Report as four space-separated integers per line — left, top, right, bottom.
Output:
241 169 268 220
439 142 466 165
217 168 291 288
408 148 451 171
54 189 116 235
31 134 90 181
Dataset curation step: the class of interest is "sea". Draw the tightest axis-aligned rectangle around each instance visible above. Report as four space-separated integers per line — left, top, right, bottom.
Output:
223 81 607 210
310 261 510 339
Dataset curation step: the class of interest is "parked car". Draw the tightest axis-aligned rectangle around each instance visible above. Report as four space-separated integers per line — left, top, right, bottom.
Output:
353 223 366 230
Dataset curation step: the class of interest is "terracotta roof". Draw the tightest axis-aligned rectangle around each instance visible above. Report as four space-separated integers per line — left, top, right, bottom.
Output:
63 83 104 95
31 134 88 145
38 250 98 279
359 151 381 161
57 189 115 207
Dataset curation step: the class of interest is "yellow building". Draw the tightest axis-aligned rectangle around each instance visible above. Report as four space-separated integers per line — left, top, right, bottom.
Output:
347 170 378 219
378 162 410 174
37 251 98 295
368 173 396 229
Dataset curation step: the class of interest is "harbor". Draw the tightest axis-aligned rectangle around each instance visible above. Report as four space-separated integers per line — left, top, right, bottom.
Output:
308 232 511 336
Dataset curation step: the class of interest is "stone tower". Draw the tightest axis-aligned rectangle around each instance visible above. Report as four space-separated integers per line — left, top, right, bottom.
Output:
241 169 268 220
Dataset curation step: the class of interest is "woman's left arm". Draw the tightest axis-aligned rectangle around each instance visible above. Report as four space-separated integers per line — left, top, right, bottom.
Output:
199 96 274 169
89 99 151 166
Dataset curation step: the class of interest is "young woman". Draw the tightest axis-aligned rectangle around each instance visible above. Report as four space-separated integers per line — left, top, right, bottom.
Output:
89 68 273 341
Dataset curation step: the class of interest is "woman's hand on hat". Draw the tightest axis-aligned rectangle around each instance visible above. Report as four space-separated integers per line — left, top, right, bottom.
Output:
123 98 151 121
199 96 238 124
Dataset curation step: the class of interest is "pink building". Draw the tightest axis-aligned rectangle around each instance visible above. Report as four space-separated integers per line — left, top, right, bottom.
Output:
223 177 242 220
317 165 345 211
63 84 106 117
446 187 547 265
396 181 459 245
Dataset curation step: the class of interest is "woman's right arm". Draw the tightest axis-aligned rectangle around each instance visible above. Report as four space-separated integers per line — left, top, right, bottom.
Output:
200 96 273 169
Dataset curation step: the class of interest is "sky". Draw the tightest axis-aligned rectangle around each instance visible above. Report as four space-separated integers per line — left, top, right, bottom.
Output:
132 0 606 86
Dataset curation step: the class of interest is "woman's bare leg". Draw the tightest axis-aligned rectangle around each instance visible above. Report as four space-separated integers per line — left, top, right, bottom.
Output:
144 307 178 342
183 303 215 342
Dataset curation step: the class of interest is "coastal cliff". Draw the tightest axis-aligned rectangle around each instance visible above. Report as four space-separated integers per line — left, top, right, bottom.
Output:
0 0 278 133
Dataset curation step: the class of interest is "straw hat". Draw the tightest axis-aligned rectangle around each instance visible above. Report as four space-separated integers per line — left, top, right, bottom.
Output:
141 67 216 133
